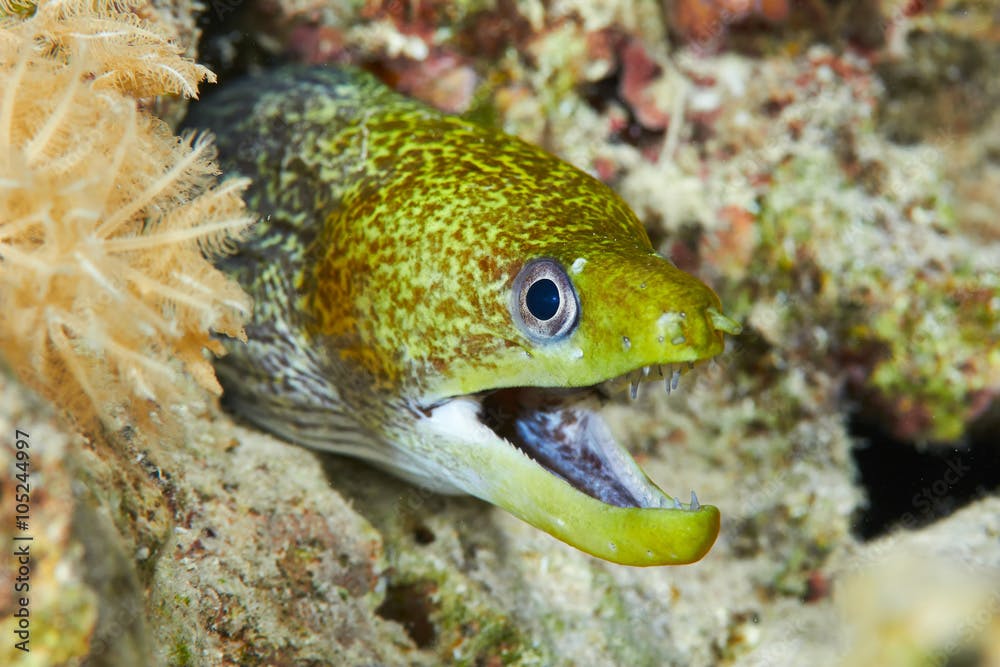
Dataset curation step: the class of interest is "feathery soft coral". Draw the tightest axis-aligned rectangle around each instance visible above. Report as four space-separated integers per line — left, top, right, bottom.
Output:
0 0 253 430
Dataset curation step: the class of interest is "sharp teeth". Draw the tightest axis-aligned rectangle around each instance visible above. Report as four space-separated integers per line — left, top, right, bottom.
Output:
689 490 700 511
619 363 691 399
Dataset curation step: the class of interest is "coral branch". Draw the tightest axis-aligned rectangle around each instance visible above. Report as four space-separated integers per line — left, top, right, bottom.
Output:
0 0 254 431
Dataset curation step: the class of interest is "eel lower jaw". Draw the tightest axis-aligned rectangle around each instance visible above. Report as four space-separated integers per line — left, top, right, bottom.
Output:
417 372 720 566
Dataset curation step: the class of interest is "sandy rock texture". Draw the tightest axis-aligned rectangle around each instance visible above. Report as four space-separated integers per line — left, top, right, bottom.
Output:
2 0 998 666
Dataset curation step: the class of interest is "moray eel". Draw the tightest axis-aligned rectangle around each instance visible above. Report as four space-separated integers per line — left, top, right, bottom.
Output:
187 66 741 566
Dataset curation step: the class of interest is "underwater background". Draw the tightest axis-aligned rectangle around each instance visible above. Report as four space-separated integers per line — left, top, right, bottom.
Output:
1 0 998 665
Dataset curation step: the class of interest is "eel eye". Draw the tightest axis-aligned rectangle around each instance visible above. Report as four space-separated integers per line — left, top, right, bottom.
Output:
512 258 579 341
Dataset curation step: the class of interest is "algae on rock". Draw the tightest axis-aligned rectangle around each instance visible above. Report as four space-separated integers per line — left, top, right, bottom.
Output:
1 0 998 665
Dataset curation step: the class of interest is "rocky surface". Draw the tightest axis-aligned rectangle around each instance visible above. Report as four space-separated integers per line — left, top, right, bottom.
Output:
2 0 998 666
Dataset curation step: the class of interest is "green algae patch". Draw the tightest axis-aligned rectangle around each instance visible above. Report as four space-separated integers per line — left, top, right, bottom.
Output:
592 571 668 667
735 130 998 443
790 149 991 440
373 559 533 665
330 461 545 665
867 275 1000 441
169 639 193 667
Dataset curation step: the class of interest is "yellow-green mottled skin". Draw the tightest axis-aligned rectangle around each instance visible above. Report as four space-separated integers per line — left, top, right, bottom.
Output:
189 66 738 565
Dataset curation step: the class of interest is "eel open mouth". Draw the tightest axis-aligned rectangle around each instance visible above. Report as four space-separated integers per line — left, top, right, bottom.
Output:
478 363 700 510
420 362 719 565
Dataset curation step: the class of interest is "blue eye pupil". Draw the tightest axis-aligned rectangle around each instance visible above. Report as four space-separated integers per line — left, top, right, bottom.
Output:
526 279 560 321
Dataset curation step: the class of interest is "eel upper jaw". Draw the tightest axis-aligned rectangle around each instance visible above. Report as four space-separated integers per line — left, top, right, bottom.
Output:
414 367 720 566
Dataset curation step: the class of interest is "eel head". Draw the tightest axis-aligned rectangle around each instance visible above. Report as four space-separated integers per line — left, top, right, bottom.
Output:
312 122 741 566
383 245 740 566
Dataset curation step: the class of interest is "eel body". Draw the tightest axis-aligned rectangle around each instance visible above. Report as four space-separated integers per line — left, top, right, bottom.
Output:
187 66 741 566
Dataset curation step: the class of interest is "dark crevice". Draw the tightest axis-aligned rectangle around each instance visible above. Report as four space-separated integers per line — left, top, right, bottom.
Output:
375 582 438 649
851 415 1000 540
579 72 666 152
194 0 289 85
413 524 436 545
